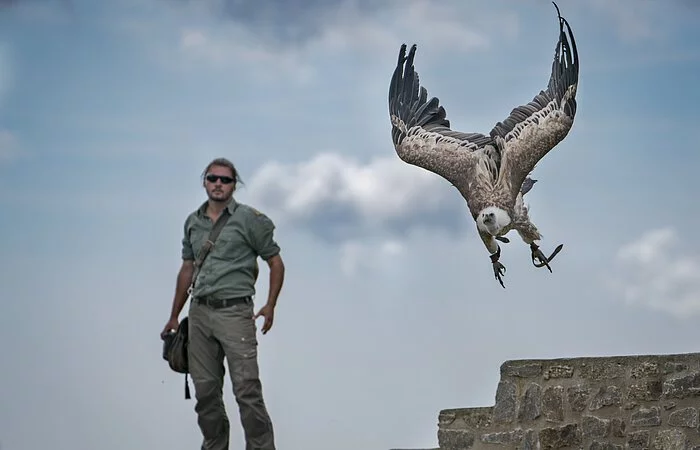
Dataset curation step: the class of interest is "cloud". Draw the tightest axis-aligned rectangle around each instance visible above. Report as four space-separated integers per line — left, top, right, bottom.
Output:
243 152 471 243
119 0 511 85
606 227 700 318
338 238 405 277
168 0 504 50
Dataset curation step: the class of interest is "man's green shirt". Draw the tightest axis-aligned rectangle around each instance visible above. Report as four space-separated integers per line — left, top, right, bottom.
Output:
181 198 280 300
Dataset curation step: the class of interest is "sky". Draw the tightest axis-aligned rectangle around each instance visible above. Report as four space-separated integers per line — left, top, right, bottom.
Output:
1 0 699 449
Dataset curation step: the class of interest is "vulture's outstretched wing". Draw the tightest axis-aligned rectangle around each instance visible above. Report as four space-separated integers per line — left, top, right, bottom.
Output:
492 2 579 201
389 43 499 186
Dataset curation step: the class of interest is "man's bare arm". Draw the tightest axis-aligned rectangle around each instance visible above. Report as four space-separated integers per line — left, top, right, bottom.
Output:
169 259 194 320
265 254 284 308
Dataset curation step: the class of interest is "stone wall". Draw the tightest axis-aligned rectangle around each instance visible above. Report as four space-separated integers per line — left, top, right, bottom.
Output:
436 352 700 449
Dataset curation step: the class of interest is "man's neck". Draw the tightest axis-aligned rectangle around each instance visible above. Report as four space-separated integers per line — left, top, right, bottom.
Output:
206 199 230 220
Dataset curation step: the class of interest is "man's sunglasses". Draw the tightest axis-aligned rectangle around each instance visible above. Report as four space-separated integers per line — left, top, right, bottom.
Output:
205 174 235 184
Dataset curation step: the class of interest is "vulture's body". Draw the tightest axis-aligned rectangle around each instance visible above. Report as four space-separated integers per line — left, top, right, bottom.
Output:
388 2 579 287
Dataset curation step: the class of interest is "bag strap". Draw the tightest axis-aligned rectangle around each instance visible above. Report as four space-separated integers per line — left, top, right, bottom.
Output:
187 205 236 296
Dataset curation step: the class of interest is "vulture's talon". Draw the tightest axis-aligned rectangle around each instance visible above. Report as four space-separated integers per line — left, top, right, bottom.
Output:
530 243 564 272
492 261 506 288
490 246 506 288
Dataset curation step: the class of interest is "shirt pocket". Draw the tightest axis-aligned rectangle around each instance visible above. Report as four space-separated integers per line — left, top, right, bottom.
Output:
214 225 250 260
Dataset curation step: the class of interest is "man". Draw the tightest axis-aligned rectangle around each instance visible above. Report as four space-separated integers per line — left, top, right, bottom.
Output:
161 157 284 450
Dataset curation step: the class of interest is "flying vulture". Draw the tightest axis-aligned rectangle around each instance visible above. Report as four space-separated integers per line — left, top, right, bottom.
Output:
388 2 579 288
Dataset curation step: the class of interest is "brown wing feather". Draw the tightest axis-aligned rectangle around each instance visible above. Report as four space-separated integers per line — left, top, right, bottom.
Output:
388 44 499 191
492 4 579 203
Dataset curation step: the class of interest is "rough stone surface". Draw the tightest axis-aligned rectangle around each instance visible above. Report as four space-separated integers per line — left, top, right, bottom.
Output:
651 429 688 450
589 386 623 411
580 362 625 381
542 386 564 422
539 424 581 449
664 362 689 374
663 372 700 399
432 353 700 450
567 385 590 412
518 429 538 450
632 361 660 378
590 442 623 450
438 429 475 450
610 418 626 437
631 406 662 427
628 380 663 401
480 429 523 445
668 407 699 428
517 383 542 422
493 381 517 424
544 365 574 380
628 430 651 449
582 416 610 439
503 362 543 378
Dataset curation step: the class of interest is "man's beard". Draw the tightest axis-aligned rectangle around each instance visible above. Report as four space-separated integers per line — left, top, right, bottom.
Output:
208 189 227 202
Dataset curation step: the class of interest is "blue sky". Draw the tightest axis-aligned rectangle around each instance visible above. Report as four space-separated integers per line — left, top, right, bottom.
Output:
1 0 699 449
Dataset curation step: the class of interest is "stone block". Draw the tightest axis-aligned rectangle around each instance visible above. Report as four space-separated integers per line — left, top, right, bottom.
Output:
542 386 564 422
580 361 625 381
664 362 689 374
480 429 524 445
518 383 542 422
567 385 590 412
438 429 475 450
628 380 663 401
582 415 610 439
539 424 582 449
460 408 493 430
518 429 539 450
631 406 662 427
589 386 623 411
503 362 543 378
544 365 574 380
631 361 660 378
668 407 699 428
651 429 689 450
627 430 650 449
493 381 517 424
663 372 700 399
590 442 623 450
610 418 626 437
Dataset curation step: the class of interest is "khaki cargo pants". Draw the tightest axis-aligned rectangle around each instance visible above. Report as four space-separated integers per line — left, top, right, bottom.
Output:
187 297 275 450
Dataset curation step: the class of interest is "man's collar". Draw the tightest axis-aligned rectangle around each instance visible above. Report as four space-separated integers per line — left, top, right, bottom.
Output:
196 197 238 216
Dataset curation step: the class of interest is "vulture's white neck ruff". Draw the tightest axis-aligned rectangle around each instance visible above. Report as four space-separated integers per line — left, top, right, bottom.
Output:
477 206 511 236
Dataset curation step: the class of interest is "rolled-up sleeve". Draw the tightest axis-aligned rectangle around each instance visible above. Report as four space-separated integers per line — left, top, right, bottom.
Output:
248 211 281 260
181 217 195 260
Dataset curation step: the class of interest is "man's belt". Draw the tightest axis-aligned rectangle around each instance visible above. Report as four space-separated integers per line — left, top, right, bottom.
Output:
193 296 251 309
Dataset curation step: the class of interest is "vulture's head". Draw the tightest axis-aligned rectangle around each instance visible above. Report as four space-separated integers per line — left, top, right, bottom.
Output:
477 206 511 237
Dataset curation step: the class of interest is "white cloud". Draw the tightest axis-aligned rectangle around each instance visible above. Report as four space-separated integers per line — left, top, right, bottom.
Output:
606 227 700 318
176 26 316 84
338 238 405 277
244 152 468 241
116 0 511 84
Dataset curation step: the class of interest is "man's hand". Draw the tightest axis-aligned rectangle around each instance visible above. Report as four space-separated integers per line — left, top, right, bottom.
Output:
160 317 179 339
254 304 275 335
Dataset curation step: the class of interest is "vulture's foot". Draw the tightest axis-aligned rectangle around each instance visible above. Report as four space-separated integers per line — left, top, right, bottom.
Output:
490 246 506 288
530 242 564 272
